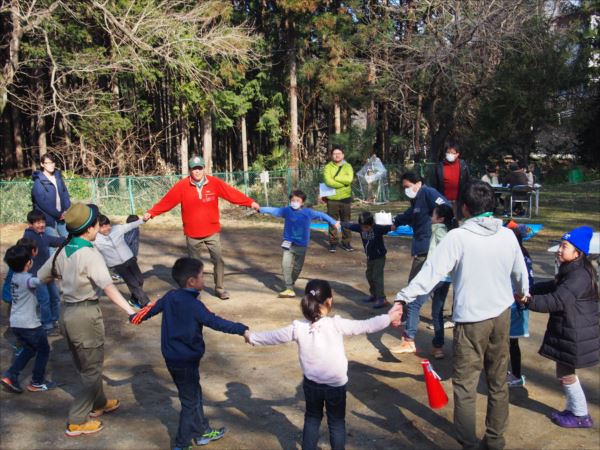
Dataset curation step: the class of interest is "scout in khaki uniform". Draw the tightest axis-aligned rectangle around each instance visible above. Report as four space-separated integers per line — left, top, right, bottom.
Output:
38 203 136 437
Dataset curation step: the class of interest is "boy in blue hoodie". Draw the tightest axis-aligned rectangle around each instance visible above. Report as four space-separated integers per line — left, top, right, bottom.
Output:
130 258 248 450
22 210 65 334
259 190 340 298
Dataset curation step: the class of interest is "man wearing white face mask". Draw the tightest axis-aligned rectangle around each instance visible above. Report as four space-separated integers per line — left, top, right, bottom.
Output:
432 141 471 219
260 190 340 298
390 172 448 354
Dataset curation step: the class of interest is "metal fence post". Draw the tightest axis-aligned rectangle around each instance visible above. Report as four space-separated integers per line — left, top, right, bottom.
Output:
127 176 135 214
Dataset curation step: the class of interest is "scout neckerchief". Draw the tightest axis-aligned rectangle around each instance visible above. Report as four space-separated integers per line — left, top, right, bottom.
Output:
65 236 94 257
191 175 208 199
467 211 494 222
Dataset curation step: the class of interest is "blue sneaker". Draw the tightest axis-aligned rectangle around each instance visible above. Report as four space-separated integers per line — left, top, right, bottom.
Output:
27 380 58 392
172 447 192 450
193 427 226 446
1 375 24 393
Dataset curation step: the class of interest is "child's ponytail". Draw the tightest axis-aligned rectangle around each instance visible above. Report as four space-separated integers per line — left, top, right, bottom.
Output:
434 203 457 231
301 279 333 323
51 234 73 279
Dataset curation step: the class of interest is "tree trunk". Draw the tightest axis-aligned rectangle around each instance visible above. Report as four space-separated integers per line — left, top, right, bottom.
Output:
241 115 248 172
382 102 389 161
366 57 376 130
288 24 299 170
0 0 23 115
202 112 213 174
10 103 24 170
415 92 423 160
35 69 47 160
180 102 189 175
334 100 341 134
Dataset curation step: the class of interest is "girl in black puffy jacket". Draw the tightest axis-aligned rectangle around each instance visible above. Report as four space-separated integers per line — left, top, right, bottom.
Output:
521 226 599 429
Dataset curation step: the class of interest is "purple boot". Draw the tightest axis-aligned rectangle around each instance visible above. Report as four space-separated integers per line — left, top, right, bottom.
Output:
551 410 593 428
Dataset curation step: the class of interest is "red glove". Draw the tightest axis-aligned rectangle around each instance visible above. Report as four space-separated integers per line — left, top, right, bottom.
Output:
129 302 155 325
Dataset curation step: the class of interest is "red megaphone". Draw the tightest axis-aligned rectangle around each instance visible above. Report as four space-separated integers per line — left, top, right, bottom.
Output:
422 359 448 409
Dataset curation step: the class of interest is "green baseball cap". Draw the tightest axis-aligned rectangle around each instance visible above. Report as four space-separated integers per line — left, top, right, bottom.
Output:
188 156 205 169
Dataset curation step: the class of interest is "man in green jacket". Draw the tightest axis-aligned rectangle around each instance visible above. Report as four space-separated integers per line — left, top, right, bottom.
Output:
323 147 354 252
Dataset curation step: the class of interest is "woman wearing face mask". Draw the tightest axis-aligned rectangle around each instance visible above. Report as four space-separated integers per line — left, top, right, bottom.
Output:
431 141 470 220
259 190 340 298
390 173 448 354
31 153 72 240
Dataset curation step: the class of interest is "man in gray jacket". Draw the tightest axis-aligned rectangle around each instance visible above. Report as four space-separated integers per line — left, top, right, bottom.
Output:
392 181 529 450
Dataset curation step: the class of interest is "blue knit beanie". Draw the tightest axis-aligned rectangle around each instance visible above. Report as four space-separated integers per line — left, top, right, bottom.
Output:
561 226 594 255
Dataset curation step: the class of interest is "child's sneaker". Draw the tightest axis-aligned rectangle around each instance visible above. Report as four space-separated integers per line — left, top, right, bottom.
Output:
89 399 120 417
432 347 444 360
193 427 226 446
507 374 525 388
551 410 593 428
27 380 58 392
363 296 376 303
173 447 192 450
0 375 24 393
443 320 455 329
65 419 104 436
372 298 390 309
278 289 296 298
389 339 416 355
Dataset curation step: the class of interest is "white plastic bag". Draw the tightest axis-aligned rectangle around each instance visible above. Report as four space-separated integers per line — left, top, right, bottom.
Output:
374 210 392 225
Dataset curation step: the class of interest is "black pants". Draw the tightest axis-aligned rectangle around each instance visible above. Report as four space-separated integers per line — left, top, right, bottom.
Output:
112 257 150 306
167 365 210 448
302 377 346 450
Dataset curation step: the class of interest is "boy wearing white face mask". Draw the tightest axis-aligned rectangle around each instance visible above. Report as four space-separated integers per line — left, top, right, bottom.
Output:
432 141 470 220
260 190 340 298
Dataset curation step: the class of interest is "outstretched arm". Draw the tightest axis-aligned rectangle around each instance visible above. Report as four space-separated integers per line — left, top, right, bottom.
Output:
248 324 295 346
333 314 391 336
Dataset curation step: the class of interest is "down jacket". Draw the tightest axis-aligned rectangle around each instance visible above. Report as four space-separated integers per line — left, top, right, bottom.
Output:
529 257 599 368
31 170 71 227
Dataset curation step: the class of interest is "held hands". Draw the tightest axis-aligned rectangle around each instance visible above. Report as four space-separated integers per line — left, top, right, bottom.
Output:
243 329 252 345
391 224 397 231
250 202 261 211
334 221 341 231
129 302 155 325
142 212 152 222
514 293 531 306
388 302 403 327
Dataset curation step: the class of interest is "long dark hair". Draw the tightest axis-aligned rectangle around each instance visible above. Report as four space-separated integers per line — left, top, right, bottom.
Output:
301 279 333 323
50 217 99 278
433 204 457 231
511 227 530 259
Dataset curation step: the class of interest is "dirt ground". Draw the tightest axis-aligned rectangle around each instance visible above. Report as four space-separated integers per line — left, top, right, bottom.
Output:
0 217 599 450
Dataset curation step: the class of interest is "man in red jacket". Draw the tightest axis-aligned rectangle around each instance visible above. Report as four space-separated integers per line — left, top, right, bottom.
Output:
143 156 260 300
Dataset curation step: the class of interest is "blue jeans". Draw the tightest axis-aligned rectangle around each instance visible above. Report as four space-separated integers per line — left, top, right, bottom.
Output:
302 377 346 450
431 282 451 348
167 365 210 448
45 222 68 255
403 293 430 340
5 327 50 384
36 282 61 328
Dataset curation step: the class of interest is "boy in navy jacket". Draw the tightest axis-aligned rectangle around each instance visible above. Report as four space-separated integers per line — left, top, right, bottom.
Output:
130 257 248 450
22 210 65 333
342 211 392 308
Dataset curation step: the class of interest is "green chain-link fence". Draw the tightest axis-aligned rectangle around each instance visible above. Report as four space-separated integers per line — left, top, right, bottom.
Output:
0 163 449 223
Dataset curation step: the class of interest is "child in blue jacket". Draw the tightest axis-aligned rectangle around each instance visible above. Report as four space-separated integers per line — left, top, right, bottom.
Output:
130 257 248 450
260 190 340 298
